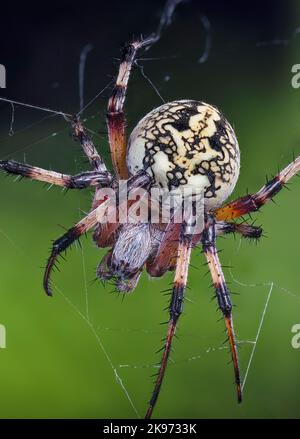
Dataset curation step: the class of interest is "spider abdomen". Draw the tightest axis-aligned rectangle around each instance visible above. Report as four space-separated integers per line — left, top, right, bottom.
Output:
127 100 240 209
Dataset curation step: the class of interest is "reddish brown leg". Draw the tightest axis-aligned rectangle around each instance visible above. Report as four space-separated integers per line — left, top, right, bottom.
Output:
146 222 181 277
215 156 300 221
107 37 158 179
145 223 193 419
44 171 152 295
202 214 242 403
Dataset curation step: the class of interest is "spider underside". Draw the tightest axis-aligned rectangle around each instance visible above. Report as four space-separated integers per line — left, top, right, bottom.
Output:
1 37 300 419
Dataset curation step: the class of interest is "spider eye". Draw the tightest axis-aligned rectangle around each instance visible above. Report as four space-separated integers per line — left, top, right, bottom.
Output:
127 100 240 209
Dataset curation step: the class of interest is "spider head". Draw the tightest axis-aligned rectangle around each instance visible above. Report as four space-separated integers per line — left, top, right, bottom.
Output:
127 100 240 209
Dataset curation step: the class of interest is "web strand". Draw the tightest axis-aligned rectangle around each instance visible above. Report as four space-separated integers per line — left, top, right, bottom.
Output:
55 284 141 418
79 44 94 112
0 224 141 418
0 97 72 119
198 15 212 64
241 282 274 392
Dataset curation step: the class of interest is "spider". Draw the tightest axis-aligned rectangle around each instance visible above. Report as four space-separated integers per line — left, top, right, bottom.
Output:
1 37 299 419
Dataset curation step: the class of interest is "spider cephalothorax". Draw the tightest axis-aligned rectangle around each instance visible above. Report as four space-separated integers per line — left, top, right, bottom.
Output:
1 36 300 419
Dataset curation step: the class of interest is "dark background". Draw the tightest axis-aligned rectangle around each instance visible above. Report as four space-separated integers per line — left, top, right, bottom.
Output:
0 0 292 110
0 0 300 419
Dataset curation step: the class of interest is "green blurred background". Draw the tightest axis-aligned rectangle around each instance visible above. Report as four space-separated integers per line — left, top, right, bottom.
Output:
0 0 300 419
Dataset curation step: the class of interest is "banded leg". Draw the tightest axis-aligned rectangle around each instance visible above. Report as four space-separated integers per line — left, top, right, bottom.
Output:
0 160 110 188
44 170 152 296
215 156 300 221
44 198 110 296
216 221 263 240
72 118 112 177
107 37 157 179
202 214 242 403
145 223 193 419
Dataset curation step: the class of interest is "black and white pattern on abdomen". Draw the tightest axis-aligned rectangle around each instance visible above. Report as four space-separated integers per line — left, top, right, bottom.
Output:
127 100 240 208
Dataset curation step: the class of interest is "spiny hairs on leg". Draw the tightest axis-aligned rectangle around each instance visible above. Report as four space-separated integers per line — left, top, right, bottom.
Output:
106 1 185 178
0 160 111 189
107 36 165 179
72 117 112 177
215 155 300 221
44 199 110 296
145 224 193 419
202 214 242 403
216 220 263 240
44 171 152 296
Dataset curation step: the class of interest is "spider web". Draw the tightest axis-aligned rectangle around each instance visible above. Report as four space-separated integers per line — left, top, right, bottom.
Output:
0 0 300 419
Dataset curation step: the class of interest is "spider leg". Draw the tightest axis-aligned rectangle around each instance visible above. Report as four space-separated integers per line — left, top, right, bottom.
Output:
216 220 263 240
107 37 158 179
0 160 111 188
145 222 193 419
72 118 112 176
44 170 152 296
215 156 300 221
146 222 181 277
44 198 110 296
202 214 242 403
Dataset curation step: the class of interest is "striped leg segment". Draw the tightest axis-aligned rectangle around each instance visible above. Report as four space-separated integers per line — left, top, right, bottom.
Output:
145 224 193 419
202 214 242 403
44 170 152 296
215 156 300 221
72 118 112 177
44 198 110 296
216 220 263 240
107 37 157 179
107 0 184 179
0 160 109 188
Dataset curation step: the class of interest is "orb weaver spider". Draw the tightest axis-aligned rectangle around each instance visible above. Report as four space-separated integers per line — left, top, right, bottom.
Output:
0 37 299 419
